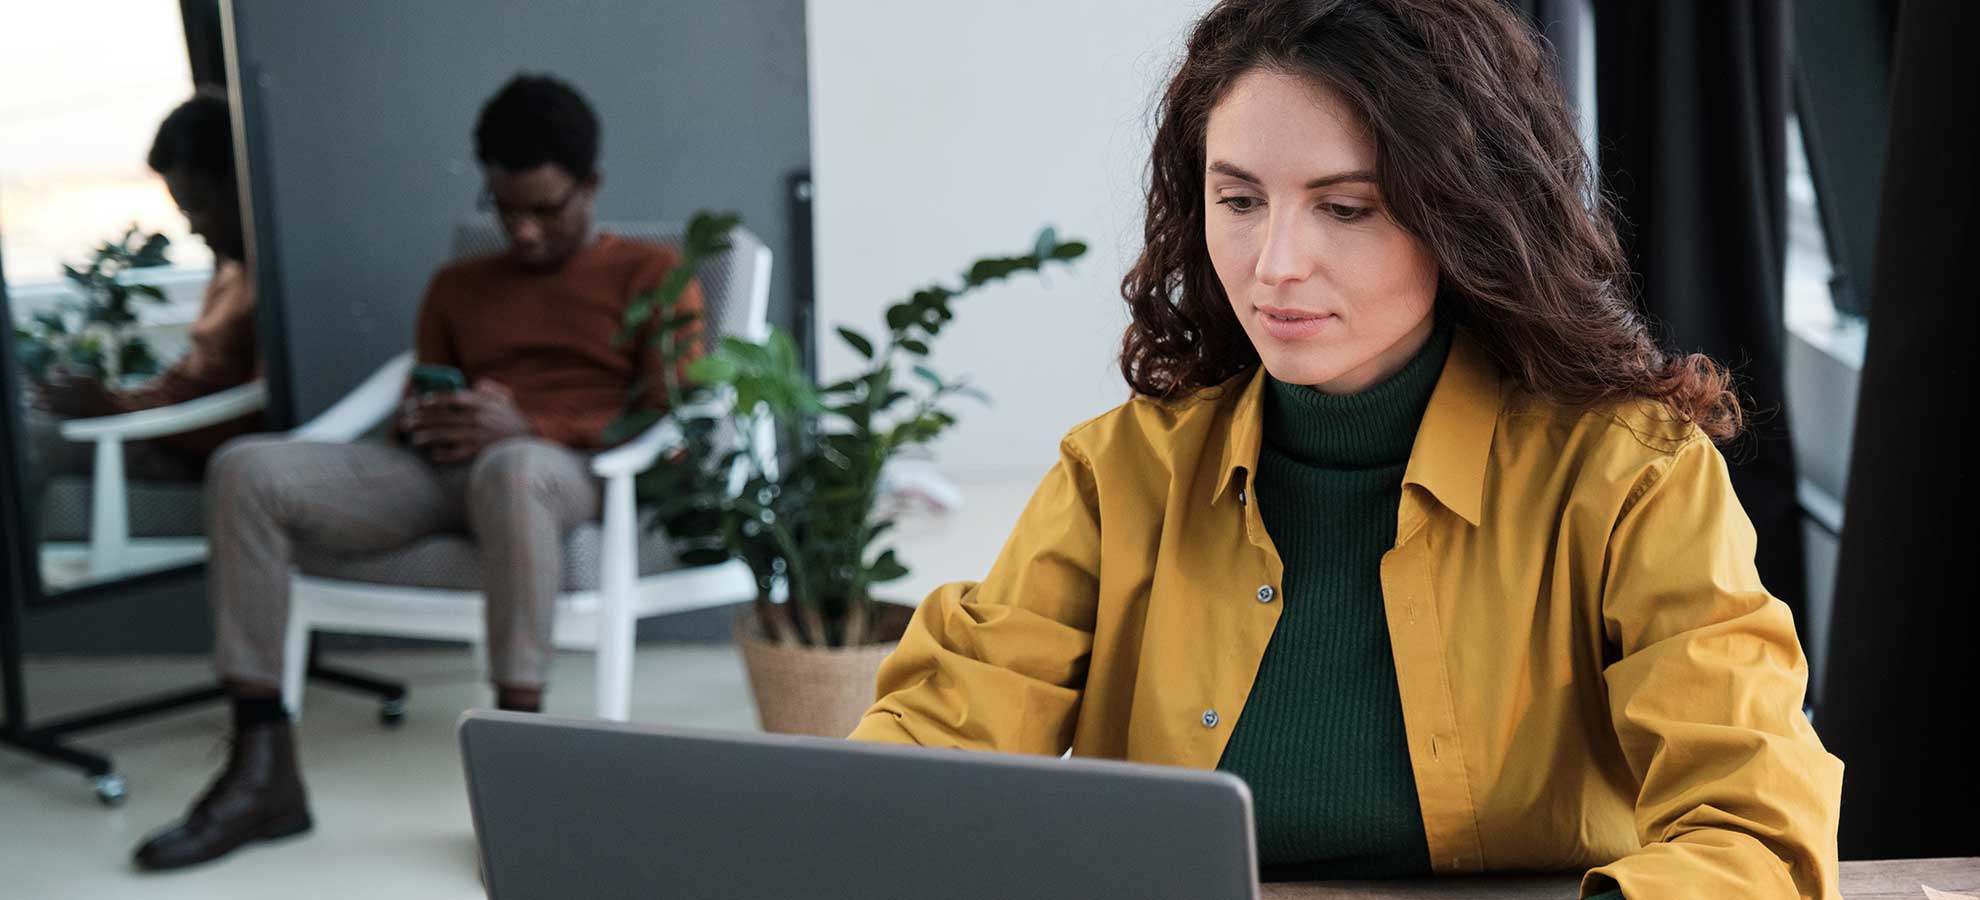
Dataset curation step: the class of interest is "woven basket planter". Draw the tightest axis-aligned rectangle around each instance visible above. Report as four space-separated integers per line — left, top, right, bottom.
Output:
733 603 915 738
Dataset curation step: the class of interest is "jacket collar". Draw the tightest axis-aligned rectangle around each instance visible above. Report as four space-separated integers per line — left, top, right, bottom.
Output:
1213 329 1501 526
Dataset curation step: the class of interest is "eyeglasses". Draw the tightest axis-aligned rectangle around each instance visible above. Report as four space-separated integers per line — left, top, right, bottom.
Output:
477 183 585 224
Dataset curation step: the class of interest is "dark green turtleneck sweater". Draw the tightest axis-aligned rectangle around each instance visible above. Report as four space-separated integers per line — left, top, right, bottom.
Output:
1213 325 1626 898
1216 324 1450 879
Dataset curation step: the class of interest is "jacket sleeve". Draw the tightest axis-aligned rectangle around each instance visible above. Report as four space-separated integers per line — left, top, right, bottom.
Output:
1583 436 1844 900
848 440 1102 755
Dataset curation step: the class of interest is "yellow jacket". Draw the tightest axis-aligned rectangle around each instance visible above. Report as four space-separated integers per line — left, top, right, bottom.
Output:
851 331 1843 899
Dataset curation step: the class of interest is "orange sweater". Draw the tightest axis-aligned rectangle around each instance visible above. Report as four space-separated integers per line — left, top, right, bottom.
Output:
413 233 704 449
109 258 262 463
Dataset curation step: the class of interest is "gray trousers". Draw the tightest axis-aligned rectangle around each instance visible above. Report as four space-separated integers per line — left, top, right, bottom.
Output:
206 435 601 689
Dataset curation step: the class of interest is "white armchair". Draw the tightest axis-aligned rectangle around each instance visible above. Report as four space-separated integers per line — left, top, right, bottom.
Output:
279 221 771 722
44 380 267 586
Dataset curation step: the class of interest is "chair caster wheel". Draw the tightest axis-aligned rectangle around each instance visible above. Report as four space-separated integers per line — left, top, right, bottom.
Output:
380 698 407 728
93 773 128 807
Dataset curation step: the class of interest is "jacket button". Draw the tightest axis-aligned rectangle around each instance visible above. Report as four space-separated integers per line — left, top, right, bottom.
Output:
1201 709 1220 728
1255 585 1275 603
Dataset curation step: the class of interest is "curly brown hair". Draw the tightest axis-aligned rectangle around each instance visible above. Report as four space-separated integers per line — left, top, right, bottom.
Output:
1120 0 1742 441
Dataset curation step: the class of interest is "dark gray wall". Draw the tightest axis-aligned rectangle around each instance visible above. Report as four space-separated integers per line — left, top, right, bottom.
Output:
235 0 810 418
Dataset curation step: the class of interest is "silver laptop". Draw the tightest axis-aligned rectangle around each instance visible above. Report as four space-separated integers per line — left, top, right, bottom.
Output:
459 710 1259 900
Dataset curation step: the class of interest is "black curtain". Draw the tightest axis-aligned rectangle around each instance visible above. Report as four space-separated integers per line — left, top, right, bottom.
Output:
1791 0 1896 318
1819 0 1980 860
1591 1 1809 635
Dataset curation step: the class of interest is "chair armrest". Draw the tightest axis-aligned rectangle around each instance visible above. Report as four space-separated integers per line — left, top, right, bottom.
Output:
290 352 414 443
59 380 268 443
592 416 686 479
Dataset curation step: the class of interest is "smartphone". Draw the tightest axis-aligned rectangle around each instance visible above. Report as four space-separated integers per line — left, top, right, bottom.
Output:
410 363 466 396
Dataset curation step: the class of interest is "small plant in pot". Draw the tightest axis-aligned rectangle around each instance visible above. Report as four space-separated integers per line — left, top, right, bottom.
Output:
13 226 174 383
613 212 1086 735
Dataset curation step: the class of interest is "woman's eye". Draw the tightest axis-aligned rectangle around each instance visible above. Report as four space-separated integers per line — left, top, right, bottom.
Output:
1216 196 1260 214
1324 203 1373 223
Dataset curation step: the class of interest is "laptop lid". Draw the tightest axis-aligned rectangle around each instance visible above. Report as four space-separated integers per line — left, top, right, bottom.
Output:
460 710 1258 900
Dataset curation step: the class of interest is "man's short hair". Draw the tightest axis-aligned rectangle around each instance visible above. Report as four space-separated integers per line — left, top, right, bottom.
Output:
473 74 601 181
147 89 235 179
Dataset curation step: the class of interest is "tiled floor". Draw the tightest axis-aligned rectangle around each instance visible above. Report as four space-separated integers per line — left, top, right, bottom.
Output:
1 472 1042 899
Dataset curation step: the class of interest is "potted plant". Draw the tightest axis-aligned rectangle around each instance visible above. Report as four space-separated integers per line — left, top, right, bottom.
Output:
12 226 175 384
613 212 1086 735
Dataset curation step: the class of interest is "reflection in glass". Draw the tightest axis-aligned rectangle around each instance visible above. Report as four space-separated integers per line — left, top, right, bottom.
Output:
3 2 262 594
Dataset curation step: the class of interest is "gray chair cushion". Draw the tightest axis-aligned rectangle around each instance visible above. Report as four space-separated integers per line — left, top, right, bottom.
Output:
294 516 683 593
39 477 206 541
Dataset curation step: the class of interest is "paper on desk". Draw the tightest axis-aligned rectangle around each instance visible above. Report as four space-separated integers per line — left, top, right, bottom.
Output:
1923 886 1977 900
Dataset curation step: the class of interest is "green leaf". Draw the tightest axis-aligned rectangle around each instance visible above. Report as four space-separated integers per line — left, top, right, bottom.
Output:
860 519 897 547
657 313 700 334
717 335 762 357
827 402 871 426
885 305 915 331
965 258 1013 285
899 339 930 355
118 341 159 376
687 355 739 383
602 408 661 445
134 232 171 265
836 327 875 359
1033 226 1059 263
866 549 910 583
911 365 943 388
685 210 741 253
768 329 800 374
127 283 167 302
1052 241 1088 260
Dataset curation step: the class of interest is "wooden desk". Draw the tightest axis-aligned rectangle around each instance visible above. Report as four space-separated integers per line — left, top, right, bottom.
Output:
1259 857 1980 899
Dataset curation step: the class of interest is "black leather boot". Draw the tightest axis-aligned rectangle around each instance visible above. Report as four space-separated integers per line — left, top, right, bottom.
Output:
133 719 312 871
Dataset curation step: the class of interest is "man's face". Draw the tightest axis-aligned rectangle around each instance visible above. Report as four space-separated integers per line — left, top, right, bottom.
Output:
163 168 245 262
483 163 597 269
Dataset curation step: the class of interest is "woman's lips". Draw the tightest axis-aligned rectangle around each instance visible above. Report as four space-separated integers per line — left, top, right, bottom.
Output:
1256 306 1336 341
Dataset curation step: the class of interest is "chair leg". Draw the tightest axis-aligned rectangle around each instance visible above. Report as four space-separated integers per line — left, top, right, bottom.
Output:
281 616 310 721
596 616 633 722
596 474 638 721
294 632 410 727
468 635 489 681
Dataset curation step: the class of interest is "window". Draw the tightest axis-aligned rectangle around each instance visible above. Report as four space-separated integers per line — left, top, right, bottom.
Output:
0 1 211 290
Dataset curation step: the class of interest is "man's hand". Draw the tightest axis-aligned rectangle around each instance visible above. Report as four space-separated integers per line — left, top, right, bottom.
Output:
402 379 534 464
33 371 120 418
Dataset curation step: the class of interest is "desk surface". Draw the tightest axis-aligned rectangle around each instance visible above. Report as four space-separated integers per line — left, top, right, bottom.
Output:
1259 857 1980 899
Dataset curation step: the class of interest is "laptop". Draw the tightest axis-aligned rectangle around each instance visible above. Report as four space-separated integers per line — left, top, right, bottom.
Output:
459 710 1259 900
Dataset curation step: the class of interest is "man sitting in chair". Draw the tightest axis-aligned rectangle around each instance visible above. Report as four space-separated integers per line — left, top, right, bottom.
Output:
134 73 703 871
25 90 260 494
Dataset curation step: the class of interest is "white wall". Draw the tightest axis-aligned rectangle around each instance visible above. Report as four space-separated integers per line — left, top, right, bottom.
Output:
806 0 1214 479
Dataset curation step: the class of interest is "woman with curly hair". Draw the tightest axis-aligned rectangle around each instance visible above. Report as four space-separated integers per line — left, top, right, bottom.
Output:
851 1 1842 896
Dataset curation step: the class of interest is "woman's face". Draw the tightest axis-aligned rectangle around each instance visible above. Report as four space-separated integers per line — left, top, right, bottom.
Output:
1204 68 1439 395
